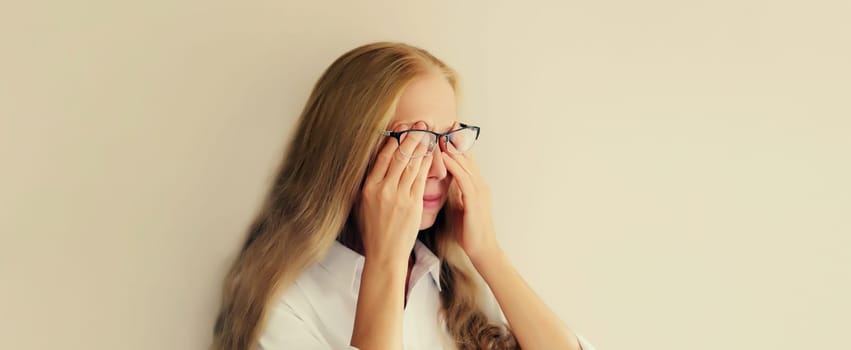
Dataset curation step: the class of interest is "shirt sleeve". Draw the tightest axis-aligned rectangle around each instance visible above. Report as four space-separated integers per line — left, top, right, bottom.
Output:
257 300 359 350
482 286 597 350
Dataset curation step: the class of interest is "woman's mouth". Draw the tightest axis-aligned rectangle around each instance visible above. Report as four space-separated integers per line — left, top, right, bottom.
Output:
423 194 442 208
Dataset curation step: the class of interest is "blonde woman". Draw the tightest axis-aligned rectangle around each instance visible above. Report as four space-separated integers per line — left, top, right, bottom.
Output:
212 42 596 350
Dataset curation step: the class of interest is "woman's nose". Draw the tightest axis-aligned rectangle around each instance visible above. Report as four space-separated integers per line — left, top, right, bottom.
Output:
428 146 448 179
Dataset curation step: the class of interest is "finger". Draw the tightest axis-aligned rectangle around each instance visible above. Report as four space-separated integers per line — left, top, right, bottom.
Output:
447 178 464 207
444 150 474 177
386 121 425 183
397 121 427 158
462 152 482 177
410 153 432 197
440 120 461 154
382 123 413 181
442 152 476 193
365 136 399 185
398 122 430 190
459 146 481 174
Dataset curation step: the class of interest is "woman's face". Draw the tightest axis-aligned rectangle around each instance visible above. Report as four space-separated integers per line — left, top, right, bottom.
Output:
386 72 458 230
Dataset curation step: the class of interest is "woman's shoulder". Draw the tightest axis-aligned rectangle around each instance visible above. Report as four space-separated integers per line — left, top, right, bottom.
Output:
273 260 325 310
258 263 343 349
273 246 356 314
261 262 328 336
259 256 360 349
266 240 363 330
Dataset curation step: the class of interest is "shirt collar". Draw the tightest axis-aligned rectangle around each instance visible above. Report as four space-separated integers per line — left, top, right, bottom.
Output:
318 238 443 296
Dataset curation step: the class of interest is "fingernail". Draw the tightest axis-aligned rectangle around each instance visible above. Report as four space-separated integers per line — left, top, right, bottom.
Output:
395 124 408 132
415 121 426 129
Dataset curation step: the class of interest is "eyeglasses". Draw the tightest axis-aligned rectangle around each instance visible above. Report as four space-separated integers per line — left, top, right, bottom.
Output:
379 122 481 158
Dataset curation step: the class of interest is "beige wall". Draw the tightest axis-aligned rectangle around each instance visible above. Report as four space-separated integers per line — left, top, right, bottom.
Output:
2 1 849 349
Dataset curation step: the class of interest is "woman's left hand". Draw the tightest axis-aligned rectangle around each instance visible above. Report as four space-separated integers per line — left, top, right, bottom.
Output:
441 150 501 262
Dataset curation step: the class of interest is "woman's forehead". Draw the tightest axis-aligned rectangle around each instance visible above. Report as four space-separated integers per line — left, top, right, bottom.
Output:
390 73 458 131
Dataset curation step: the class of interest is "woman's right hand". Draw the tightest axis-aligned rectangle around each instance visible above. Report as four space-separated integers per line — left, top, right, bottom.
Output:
356 121 433 266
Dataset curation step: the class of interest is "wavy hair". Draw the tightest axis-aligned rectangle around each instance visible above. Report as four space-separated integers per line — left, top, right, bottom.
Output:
212 41 518 350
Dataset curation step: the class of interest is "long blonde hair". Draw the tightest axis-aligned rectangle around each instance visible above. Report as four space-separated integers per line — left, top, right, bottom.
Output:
212 41 518 350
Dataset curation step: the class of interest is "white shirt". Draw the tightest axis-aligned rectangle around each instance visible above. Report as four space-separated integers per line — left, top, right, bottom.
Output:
258 238 596 350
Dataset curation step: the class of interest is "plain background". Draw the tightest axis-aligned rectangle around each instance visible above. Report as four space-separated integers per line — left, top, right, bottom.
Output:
2 1 849 349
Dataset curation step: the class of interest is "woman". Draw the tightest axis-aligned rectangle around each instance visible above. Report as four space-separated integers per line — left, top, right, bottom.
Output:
212 42 596 350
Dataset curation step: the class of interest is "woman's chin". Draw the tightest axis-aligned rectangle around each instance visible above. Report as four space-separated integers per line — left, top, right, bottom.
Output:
419 212 438 230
